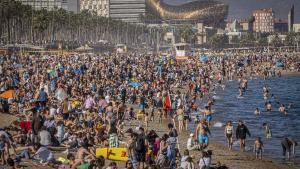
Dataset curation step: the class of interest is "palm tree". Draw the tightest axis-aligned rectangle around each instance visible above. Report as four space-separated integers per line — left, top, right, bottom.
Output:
0 0 160 47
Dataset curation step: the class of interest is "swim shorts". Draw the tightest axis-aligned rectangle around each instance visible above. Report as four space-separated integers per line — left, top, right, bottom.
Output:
198 134 209 143
206 114 212 122
226 133 232 138
256 148 262 155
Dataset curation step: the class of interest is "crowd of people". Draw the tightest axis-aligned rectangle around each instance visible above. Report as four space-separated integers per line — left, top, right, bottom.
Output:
0 51 299 169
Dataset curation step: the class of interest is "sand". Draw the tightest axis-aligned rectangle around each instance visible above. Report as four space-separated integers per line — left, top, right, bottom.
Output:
0 112 296 169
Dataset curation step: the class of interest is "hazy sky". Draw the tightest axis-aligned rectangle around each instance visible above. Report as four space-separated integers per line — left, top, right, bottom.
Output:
164 0 300 22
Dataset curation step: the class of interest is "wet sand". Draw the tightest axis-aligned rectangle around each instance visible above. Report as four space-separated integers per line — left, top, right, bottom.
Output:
140 118 295 169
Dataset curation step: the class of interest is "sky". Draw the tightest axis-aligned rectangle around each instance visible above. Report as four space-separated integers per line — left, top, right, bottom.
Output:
164 0 300 22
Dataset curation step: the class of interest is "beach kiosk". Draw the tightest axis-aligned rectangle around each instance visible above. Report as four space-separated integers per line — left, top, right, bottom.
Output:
116 44 127 54
174 43 191 60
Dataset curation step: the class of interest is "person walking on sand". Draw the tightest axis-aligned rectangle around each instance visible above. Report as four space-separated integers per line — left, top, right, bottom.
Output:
253 137 263 160
196 120 211 150
236 120 251 152
224 121 234 150
177 105 184 133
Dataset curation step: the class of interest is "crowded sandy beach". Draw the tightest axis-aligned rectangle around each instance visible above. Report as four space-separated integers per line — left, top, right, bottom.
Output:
0 50 299 169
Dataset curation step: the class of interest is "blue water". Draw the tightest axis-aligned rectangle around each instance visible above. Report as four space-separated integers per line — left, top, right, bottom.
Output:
210 76 300 165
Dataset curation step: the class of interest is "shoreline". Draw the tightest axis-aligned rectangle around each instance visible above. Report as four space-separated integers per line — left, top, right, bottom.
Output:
280 70 300 77
141 117 295 169
205 71 299 169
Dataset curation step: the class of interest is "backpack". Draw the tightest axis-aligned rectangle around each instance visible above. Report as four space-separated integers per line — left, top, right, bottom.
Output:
135 135 146 153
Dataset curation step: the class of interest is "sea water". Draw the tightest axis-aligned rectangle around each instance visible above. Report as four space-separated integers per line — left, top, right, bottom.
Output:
209 76 300 166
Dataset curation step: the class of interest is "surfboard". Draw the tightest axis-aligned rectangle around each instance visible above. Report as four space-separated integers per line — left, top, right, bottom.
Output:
95 148 152 161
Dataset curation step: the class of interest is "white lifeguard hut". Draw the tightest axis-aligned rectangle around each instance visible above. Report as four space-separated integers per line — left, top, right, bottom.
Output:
174 43 191 60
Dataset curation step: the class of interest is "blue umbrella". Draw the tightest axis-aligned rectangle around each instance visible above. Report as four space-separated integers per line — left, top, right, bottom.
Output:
276 62 284 68
199 54 209 62
129 82 142 87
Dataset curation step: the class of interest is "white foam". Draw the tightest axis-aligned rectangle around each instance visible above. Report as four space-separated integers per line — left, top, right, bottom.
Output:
213 122 223 127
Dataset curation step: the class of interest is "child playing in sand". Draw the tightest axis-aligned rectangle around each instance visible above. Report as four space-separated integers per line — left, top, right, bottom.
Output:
254 137 263 159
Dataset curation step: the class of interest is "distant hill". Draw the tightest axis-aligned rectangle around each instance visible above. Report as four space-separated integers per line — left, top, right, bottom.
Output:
164 0 300 22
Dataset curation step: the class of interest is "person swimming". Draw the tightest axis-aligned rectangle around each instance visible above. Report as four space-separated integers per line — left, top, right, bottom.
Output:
266 102 272 112
262 123 272 138
288 102 293 109
263 85 269 94
254 108 261 115
263 92 268 101
238 87 243 97
279 104 287 115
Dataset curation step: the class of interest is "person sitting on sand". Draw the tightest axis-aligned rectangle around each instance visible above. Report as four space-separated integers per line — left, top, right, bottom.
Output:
180 149 195 169
72 142 96 169
187 133 201 151
198 151 211 169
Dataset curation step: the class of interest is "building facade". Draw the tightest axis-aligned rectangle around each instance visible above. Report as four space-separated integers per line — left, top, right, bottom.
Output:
18 0 64 10
288 5 294 32
109 0 146 23
196 23 217 45
294 24 300 32
240 19 253 32
80 0 109 16
253 8 274 33
17 0 79 12
274 19 288 33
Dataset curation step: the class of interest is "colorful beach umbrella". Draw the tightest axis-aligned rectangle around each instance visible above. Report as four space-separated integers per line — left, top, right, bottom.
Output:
199 54 209 62
129 82 142 87
276 62 284 68
0 90 14 99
